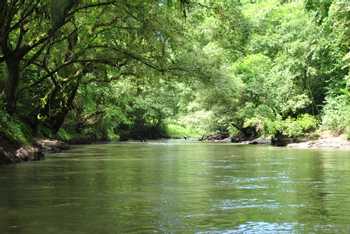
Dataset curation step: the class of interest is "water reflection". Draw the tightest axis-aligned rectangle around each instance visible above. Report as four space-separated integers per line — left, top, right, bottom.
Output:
1 143 350 233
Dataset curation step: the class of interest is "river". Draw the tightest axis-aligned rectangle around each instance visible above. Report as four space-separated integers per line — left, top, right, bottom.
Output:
1 141 350 233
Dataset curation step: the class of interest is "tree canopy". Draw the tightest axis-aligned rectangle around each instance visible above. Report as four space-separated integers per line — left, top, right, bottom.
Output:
0 0 350 149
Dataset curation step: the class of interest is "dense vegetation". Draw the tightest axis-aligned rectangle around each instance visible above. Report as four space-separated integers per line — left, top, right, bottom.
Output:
0 0 349 162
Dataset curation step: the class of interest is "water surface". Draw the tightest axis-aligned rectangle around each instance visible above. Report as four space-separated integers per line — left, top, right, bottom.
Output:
1 142 350 233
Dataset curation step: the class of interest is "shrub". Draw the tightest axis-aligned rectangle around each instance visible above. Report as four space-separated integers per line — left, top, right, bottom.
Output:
280 114 318 137
321 95 350 134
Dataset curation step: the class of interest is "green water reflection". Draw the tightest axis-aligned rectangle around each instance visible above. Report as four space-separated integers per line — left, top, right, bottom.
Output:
1 142 350 233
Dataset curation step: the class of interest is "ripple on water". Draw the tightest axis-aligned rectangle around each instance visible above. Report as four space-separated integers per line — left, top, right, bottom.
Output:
196 221 301 234
215 199 280 210
215 176 272 190
237 185 268 190
219 176 274 183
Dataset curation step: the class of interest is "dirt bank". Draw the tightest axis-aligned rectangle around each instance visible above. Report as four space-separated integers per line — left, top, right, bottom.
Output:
0 138 70 165
287 134 350 149
0 135 43 164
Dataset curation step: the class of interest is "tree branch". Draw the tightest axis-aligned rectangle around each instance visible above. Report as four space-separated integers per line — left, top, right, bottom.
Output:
9 1 37 32
66 1 118 17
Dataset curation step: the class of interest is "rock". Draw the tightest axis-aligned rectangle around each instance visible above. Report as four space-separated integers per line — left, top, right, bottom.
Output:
248 137 271 145
200 133 230 142
16 146 44 161
0 136 70 165
271 133 293 146
231 127 259 143
214 137 232 143
34 139 70 153
0 136 44 165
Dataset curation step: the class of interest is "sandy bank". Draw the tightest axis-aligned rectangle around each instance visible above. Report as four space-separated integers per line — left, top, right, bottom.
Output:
287 135 350 149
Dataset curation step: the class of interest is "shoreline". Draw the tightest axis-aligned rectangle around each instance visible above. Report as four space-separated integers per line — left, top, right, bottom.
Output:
0 138 70 165
287 135 350 150
3 134 350 165
199 133 350 150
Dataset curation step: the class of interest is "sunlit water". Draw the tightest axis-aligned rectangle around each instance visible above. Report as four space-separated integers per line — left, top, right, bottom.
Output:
1 141 350 233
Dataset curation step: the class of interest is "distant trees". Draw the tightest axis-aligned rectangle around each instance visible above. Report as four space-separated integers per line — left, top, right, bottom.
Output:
178 0 349 139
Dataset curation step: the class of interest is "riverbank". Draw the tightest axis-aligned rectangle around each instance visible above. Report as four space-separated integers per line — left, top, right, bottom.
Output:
0 138 42 164
199 131 350 150
2 132 350 165
0 138 70 165
287 134 350 149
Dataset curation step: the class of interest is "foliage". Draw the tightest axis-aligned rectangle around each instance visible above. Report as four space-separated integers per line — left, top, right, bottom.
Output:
1 0 350 149
321 95 350 134
279 114 319 137
164 122 202 139
0 110 32 145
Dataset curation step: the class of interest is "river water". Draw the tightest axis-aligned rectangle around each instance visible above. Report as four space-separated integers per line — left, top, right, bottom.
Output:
1 141 350 233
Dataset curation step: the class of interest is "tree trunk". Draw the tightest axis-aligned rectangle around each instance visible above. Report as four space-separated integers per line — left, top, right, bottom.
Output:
47 78 81 133
5 57 20 114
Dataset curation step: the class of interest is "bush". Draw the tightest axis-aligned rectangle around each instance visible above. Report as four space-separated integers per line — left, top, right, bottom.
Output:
280 114 318 137
244 113 318 138
321 95 350 134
